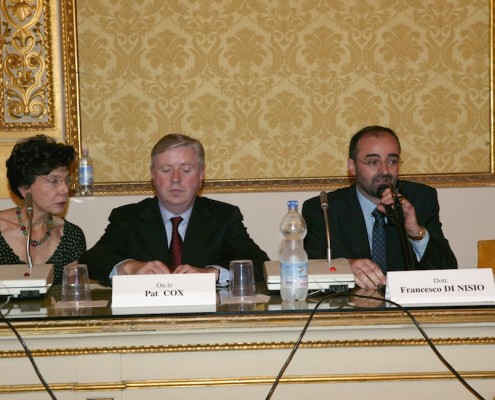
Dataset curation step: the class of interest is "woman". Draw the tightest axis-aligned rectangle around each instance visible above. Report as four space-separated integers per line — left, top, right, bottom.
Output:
0 135 86 285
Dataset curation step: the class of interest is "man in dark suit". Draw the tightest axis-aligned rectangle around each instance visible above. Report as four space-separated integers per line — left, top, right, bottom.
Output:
80 133 269 287
302 126 457 289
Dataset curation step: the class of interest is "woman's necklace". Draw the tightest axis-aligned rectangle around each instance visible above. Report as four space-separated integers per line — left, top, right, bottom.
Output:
16 205 53 247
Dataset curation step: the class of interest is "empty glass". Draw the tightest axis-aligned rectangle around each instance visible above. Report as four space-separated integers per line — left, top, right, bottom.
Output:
61 264 91 306
229 260 256 299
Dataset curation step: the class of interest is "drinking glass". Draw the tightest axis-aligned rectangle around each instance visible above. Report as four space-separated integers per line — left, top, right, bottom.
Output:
229 260 256 298
61 264 91 306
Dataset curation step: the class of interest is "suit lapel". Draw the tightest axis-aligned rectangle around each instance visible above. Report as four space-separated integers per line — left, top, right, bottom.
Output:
182 197 213 257
339 186 373 258
137 197 170 263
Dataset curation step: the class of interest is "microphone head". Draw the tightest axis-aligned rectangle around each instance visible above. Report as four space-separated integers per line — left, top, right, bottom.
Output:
320 191 328 210
376 184 390 199
25 192 33 215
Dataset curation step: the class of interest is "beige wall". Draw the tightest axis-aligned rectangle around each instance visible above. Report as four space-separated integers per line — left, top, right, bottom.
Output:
1 186 493 268
76 0 490 189
2 1 493 199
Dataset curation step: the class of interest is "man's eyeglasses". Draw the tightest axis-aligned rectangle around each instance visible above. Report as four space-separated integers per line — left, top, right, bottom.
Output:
356 158 402 170
39 175 74 187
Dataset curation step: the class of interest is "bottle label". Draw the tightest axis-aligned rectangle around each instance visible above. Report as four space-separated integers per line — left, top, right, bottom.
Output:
280 262 308 288
79 165 94 185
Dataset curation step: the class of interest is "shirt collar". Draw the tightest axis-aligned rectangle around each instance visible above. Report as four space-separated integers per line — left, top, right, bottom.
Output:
355 186 378 218
158 203 193 224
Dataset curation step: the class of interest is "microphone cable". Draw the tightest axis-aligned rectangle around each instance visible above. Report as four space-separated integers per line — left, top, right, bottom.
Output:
0 296 58 400
265 290 346 400
350 292 486 400
265 291 486 400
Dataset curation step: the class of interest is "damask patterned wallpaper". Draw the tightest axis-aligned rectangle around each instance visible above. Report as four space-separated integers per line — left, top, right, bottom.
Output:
76 0 490 185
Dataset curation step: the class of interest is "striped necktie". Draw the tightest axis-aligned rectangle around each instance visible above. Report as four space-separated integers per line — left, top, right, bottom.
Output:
371 208 387 273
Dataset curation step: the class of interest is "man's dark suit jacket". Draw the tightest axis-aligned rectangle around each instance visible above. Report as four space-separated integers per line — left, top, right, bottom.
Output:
302 180 457 271
80 196 269 286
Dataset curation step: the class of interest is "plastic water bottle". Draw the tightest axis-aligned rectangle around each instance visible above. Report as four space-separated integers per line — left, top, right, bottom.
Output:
279 200 308 302
78 148 94 196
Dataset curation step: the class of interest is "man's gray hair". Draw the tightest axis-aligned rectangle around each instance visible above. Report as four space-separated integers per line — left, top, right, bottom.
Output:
151 133 205 169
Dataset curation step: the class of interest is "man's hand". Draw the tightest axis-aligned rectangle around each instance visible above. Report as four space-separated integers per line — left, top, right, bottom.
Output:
173 264 219 280
376 188 423 239
117 260 171 275
349 258 386 289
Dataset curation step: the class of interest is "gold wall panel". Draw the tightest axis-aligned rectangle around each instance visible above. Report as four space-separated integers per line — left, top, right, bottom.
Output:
1 371 495 395
75 0 495 193
2 371 495 394
2 336 495 359
2 1 495 196
1 306 494 396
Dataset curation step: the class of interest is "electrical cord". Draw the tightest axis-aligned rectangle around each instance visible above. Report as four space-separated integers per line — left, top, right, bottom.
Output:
265 291 486 400
351 292 486 400
265 291 345 400
0 290 487 400
0 296 58 400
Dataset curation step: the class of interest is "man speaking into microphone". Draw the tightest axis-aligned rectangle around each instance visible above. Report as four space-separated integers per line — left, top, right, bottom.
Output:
302 126 457 289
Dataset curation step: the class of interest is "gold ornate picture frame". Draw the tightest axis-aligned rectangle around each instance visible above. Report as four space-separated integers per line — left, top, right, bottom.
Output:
0 0 79 197
2 0 494 196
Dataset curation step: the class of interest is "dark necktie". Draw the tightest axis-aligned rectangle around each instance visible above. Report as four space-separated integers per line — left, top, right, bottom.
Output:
371 208 387 273
169 216 183 270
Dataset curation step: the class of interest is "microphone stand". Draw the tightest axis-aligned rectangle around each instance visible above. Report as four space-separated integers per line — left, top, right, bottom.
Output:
320 191 332 263
25 193 34 269
386 185 416 271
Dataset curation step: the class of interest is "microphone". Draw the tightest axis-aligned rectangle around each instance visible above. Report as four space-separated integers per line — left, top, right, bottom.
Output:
25 192 34 269
376 183 416 270
376 183 389 200
319 191 331 263
377 184 396 223
25 191 33 213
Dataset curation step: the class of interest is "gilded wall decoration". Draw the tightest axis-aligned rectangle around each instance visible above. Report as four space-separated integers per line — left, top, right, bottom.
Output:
0 0 53 126
0 0 78 198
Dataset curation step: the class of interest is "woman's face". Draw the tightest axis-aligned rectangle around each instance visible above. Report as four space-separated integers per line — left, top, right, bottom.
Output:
21 167 72 215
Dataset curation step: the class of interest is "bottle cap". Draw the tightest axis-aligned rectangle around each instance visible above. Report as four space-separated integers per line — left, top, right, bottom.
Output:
287 200 298 209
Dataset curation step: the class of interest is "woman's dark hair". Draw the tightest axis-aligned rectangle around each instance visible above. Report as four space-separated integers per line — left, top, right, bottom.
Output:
6 134 76 199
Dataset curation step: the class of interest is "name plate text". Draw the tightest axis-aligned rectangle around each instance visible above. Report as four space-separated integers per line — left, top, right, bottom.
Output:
112 273 216 308
387 268 495 305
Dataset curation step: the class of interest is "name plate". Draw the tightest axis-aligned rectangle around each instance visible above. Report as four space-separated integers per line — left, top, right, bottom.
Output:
112 273 216 308
387 269 495 305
